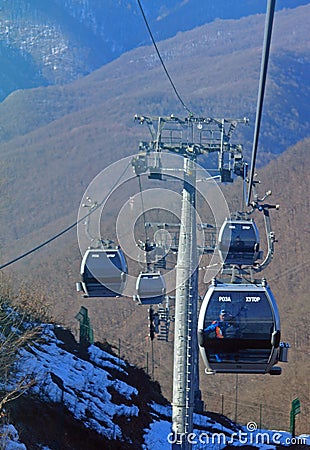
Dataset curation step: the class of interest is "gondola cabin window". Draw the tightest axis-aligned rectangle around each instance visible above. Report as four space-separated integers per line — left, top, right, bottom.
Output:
198 283 281 374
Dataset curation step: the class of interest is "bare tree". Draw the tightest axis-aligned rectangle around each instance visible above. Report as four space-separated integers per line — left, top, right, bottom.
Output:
0 289 40 412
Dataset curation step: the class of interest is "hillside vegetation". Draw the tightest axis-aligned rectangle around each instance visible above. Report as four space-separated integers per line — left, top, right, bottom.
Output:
0 4 309 437
1 0 308 100
0 5 309 251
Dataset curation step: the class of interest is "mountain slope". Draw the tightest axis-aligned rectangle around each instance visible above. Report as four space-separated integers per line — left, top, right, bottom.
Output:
3 323 309 449
0 4 309 249
1 131 309 435
5 323 168 449
0 4 309 438
9 137 309 433
0 0 308 100
1 3 309 145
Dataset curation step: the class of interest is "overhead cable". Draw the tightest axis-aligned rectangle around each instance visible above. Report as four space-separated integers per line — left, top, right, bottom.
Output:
137 0 194 117
247 0 276 205
0 218 85 271
0 162 131 270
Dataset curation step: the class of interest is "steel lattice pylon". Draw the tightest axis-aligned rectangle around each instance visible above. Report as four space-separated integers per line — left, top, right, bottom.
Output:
172 157 201 449
131 114 249 449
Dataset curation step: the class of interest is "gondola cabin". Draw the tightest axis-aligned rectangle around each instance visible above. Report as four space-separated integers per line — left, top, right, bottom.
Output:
77 248 127 298
198 282 282 374
135 272 166 305
218 219 260 266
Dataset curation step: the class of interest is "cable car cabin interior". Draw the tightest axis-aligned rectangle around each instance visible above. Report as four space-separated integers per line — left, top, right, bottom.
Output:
218 219 260 266
198 283 282 374
135 272 166 305
78 248 127 298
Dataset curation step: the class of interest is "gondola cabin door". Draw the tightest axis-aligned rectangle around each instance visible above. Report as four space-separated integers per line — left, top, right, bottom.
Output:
78 248 127 298
135 272 166 305
218 219 260 266
198 283 282 374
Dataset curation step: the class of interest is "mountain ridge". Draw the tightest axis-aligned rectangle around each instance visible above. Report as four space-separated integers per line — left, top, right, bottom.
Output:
1 0 308 100
1 4 309 144
0 4 309 250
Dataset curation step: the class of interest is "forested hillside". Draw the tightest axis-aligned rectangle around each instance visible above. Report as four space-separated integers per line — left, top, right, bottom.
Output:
0 4 309 249
0 0 308 99
0 3 309 437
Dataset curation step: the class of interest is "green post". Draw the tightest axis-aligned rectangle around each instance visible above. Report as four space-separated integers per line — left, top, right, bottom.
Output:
75 306 94 347
290 398 301 437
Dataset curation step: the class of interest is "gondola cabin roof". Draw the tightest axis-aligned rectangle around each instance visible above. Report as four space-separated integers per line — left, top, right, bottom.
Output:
198 282 282 375
218 219 260 267
78 248 127 298
135 272 166 305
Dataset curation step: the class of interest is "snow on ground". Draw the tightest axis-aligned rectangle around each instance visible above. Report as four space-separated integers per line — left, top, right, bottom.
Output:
2 324 309 449
143 419 310 449
143 402 310 449
6 324 139 441
0 424 27 450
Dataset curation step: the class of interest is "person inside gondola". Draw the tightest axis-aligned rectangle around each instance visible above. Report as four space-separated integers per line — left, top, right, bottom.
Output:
204 309 239 362
204 309 233 338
